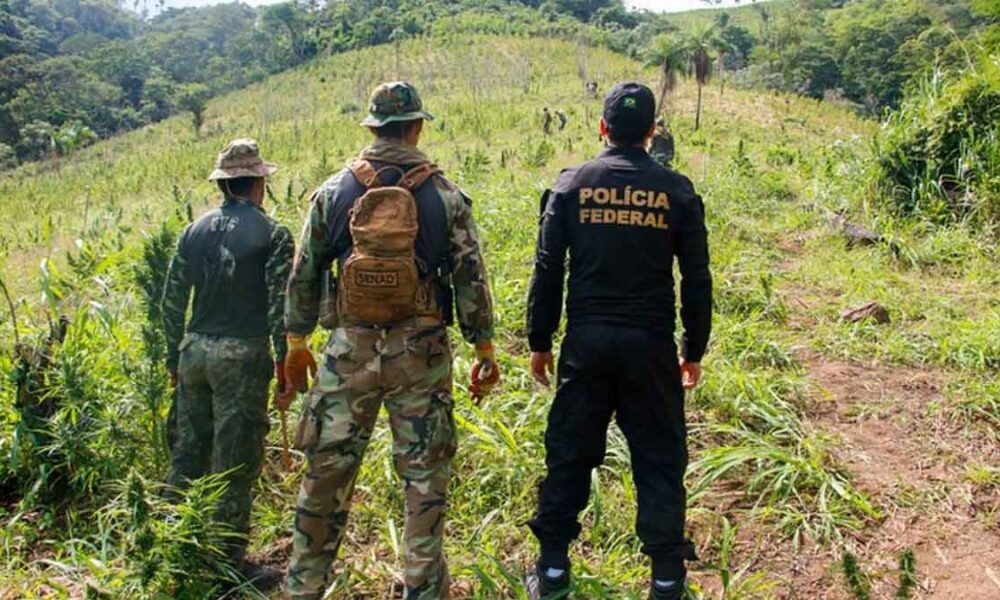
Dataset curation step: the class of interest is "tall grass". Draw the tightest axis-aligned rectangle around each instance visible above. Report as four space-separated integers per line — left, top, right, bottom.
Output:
0 34 995 598
873 47 1000 229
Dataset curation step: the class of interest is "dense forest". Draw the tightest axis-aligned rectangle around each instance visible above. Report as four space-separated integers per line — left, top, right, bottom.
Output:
1 0 997 170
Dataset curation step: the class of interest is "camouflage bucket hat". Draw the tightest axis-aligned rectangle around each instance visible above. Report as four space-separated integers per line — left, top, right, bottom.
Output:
360 81 435 127
208 138 278 181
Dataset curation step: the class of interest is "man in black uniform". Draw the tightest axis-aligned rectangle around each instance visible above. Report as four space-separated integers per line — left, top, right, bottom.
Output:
525 82 712 600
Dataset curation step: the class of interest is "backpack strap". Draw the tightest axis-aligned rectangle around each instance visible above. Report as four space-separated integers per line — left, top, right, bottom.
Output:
398 163 442 191
349 159 386 188
349 159 441 191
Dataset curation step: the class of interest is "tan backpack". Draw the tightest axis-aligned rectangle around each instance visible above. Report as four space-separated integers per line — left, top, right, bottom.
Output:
339 159 441 325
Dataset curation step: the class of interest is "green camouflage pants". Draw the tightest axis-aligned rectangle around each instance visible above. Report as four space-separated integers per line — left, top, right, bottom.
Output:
286 325 456 600
166 333 272 563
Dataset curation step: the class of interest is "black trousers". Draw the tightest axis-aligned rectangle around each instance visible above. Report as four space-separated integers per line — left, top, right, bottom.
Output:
528 324 696 578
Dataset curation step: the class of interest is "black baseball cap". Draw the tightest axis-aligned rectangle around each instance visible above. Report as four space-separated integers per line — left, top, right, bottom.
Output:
603 81 656 138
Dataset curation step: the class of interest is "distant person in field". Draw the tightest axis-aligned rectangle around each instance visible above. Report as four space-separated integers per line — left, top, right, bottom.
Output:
542 106 553 135
556 109 568 131
649 117 675 168
282 81 499 600
161 138 294 589
585 80 599 99
525 82 713 600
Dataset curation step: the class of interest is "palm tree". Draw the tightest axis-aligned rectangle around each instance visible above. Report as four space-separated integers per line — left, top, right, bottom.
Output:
645 34 688 117
713 35 737 97
686 25 718 131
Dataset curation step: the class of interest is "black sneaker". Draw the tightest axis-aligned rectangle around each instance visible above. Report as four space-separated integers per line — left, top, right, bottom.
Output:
648 578 686 600
525 562 571 600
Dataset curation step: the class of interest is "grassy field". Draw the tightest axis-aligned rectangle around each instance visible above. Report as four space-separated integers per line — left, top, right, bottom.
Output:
0 35 998 599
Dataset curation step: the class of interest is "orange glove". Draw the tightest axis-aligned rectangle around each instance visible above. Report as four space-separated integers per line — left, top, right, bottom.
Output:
284 334 317 393
470 340 500 402
274 360 294 411
530 351 554 388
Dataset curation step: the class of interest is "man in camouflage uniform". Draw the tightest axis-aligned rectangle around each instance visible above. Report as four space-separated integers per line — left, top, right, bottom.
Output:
542 107 553 136
162 139 294 585
648 117 676 168
282 81 499 600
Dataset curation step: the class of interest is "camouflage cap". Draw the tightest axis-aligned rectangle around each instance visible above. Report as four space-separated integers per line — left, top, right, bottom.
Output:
208 138 278 181
360 81 435 128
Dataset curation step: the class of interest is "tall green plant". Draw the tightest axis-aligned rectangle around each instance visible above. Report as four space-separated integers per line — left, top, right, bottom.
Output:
874 47 1000 229
92 470 240 598
133 222 180 472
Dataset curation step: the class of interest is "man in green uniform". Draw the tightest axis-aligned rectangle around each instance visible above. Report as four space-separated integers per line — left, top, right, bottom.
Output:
162 138 294 586
543 106 553 135
648 117 676 168
282 81 499 600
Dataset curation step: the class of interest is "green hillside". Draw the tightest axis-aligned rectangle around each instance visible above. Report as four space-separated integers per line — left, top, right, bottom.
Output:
1 35 998 599
662 0 780 34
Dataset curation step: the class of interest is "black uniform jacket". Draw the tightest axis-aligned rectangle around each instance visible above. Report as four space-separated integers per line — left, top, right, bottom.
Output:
526 146 712 360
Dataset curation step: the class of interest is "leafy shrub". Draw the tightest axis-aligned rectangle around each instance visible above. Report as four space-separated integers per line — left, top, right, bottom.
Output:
0 143 17 169
524 140 555 168
89 470 239 598
766 143 797 167
873 49 1000 227
15 121 54 161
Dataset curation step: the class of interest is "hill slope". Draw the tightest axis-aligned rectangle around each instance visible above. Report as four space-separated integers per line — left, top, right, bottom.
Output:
1 36 998 599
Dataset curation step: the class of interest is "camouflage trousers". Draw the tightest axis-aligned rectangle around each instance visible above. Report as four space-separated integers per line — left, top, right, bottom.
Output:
286 325 456 600
166 333 272 563
650 150 674 169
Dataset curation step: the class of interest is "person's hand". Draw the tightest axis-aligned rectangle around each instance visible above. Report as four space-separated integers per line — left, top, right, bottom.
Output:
680 358 702 390
531 351 555 388
285 334 317 393
274 388 295 411
274 360 294 411
470 340 501 403
168 368 178 390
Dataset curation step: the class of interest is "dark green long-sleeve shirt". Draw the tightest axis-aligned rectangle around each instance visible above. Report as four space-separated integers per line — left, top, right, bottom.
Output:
161 196 294 369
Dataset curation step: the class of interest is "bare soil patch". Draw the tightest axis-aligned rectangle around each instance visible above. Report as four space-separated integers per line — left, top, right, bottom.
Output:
800 356 1000 599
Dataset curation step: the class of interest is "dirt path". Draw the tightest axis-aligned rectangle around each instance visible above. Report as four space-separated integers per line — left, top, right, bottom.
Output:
747 224 1000 599
709 344 1000 599
802 356 1000 599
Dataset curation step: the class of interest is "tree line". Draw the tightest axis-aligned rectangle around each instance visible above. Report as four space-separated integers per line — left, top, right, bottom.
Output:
0 0 996 170
0 0 633 168
638 0 996 121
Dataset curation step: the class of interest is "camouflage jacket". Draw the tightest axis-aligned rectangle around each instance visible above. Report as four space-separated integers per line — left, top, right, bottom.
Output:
286 138 495 343
162 196 295 369
649 127 675 163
